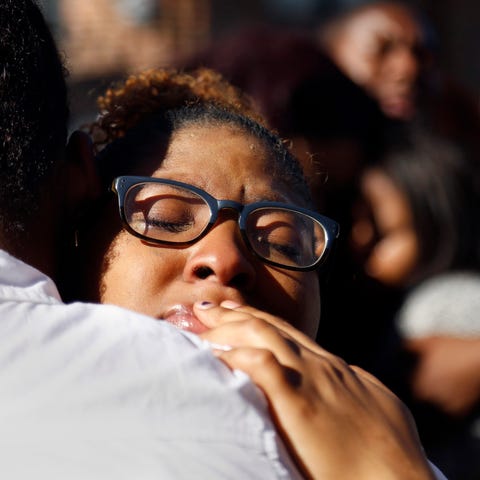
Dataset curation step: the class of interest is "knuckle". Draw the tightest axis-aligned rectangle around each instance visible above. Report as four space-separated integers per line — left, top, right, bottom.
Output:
248 348 277 367
243 317 273 338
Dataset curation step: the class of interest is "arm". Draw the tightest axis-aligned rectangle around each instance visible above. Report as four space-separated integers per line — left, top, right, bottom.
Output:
196 301 438 480
406 336 480 417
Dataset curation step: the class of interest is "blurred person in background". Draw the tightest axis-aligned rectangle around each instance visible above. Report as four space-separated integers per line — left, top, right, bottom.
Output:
319 0 426 121
318 0 480 156
350 127 480 480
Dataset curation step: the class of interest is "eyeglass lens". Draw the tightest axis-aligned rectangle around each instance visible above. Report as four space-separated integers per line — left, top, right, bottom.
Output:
245 208 326 268
123 182 327 268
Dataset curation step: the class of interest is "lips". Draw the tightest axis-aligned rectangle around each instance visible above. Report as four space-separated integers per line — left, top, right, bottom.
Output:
162 305 209 334
379 90 416 120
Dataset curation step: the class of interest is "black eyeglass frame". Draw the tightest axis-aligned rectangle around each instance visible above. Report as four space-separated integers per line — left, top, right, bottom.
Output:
112 175 340 271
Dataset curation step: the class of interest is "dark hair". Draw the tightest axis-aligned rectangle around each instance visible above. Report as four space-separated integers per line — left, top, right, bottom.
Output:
380 128 480 280
0 0 68 239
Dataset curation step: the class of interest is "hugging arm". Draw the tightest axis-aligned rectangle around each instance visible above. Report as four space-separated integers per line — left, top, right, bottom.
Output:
196 302 439 480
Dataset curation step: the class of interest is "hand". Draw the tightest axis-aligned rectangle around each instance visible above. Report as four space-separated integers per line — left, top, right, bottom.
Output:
406 336 480 417
196 301 435 480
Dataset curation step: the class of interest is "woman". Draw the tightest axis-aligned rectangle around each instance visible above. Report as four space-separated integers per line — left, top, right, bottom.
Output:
64 68 440 479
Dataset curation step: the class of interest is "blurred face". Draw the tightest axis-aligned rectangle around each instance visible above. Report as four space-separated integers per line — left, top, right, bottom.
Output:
350 168 419 286
326 4 425 119
82 124 321 337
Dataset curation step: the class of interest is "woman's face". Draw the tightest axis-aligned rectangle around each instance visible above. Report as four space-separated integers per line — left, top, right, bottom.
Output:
82 124 321 337
327 4 424 120
350 167 419 287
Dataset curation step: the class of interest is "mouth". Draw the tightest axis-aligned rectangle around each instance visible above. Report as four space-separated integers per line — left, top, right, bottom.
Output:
162 305 209 334
379 91 416 120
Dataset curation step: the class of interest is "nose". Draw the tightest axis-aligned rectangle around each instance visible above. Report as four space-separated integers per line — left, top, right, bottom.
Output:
386 46 419 84
183 218 257 290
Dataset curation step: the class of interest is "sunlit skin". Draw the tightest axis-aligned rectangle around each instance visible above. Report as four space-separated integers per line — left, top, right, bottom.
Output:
323 3 425 120
81 124 321 338
351 167 419 286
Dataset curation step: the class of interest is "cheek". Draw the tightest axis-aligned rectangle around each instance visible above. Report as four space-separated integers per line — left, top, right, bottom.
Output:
99 234 182 313
336 37 378 86
262 270 320 339
366 230 419 286
301 273 321 338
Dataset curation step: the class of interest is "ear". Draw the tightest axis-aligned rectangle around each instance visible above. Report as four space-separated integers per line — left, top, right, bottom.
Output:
64 130 102 213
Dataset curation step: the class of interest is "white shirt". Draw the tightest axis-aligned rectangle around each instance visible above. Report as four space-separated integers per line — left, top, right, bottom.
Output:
0 249 301 479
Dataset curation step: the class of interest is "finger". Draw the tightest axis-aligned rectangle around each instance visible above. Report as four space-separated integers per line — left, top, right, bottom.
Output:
197 302 367 387
193 300 259 328
215 347 311 473
350 365 393 392
215 347 303 392
200 318 306 369
220 301 297 333
196 302 300 355
220 302 336 358
195 300 326 357
203 320 364 402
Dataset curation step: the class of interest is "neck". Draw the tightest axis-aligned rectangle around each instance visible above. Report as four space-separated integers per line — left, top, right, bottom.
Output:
1 233 57 280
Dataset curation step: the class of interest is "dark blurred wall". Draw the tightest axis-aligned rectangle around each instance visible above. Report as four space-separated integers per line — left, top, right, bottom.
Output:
416 0 480 96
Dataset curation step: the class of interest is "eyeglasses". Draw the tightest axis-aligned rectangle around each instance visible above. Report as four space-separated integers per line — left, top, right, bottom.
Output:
112 176 339 271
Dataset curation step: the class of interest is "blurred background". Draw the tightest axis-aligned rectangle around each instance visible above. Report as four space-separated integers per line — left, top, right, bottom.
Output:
38 0 480 129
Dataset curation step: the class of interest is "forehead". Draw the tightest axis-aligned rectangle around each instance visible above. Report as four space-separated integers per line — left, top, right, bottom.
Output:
346 5 421 45
147 123 304 204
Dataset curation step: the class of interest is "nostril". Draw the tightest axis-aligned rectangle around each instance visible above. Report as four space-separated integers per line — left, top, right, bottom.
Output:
193 265 214 279
192 266 252 288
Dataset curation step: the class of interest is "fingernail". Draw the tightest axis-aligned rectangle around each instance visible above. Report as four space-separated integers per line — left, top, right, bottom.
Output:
195 301 215 310
220 300 241 309
209 343 233 352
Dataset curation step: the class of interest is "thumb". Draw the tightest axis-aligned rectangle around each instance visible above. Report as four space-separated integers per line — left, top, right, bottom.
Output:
193 300 246 328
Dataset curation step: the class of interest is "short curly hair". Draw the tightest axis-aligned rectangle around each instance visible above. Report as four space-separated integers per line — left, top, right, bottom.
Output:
90 68 266 151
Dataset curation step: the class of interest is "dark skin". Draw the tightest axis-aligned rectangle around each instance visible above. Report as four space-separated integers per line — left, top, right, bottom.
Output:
198 301 436 480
